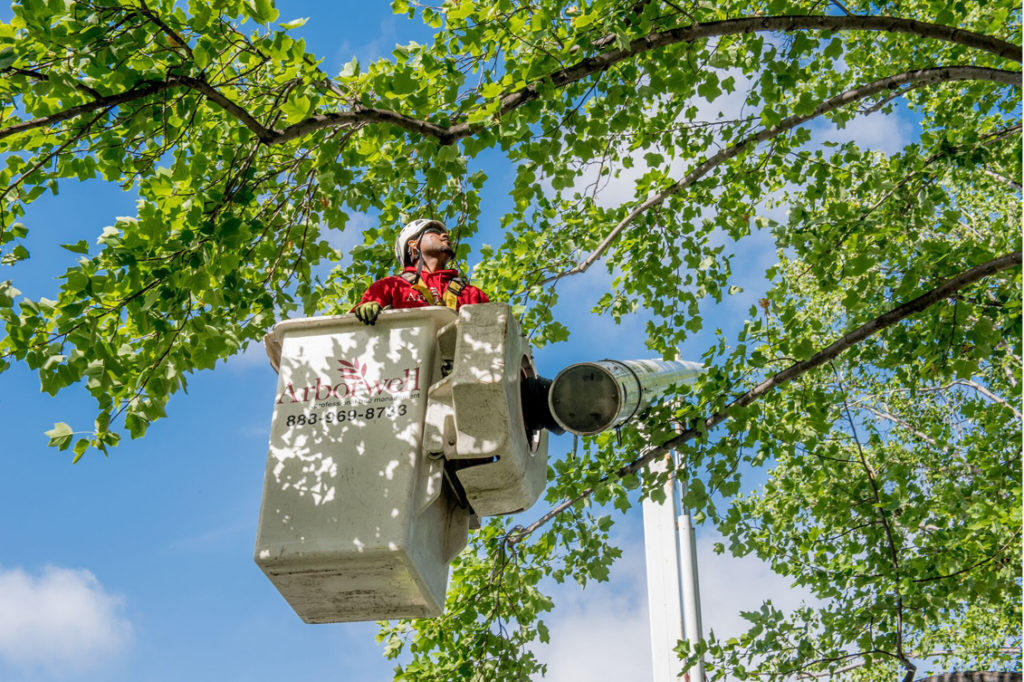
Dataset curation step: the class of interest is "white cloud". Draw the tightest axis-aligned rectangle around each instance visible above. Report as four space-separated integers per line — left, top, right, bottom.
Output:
0 566 133 675
539 536 654 682
238 421 271 438
696 532 813 641
541 593 653 681
535 519 813 682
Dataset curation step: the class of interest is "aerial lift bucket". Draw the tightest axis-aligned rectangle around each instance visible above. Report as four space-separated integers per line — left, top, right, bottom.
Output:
254 303 550 623
254 303 703 623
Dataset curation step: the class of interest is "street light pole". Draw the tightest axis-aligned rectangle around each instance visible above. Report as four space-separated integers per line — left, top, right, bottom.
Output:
642 450 705 682
677 467 706 682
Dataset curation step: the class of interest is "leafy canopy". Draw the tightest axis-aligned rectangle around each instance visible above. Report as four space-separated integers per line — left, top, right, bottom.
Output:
0 0 1020 679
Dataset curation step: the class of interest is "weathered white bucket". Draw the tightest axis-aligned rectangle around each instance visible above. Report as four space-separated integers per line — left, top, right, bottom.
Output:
254 307 468 623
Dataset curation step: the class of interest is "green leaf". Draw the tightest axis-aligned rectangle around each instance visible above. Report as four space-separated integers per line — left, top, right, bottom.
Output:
697 74 721 101
0 47 16 70
60 240 89 254
249 0 278 23
72 438 90 463
340 57 359 78
45 422 74 450
449 0 482 21
193 42 210 69
281 94 311 123
0 244 29 264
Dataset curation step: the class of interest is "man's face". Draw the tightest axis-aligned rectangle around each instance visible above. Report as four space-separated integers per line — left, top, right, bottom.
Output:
412 226 454 260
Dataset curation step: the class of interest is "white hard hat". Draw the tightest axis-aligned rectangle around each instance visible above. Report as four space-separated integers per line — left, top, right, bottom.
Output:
394 219 446 266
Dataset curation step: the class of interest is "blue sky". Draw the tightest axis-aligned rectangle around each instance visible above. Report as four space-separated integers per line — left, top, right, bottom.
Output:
0 3 922 681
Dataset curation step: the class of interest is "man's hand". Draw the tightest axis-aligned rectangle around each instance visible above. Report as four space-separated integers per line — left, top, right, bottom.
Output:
353 301 383 325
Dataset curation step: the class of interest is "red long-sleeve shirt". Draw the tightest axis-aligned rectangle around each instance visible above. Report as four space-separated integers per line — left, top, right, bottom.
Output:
355 266 489 310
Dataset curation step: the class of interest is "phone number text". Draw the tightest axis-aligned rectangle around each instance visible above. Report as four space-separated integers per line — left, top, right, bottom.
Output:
284 404 408 427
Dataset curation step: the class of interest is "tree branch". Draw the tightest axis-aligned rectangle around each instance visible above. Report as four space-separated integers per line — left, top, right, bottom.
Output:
1 15 1018 147
831 361 913 676
0 106 111 202
511 251 1023 543
793 650 1023 679
270 107 456 145
2 65 103 99
787 648 889 678
858 123 1023 220
541 66 1019 284
955 379 1023 421
0 78 181 142
861 404 951 452
915 673 1022 682
473 14 1022 131
983 169 1023 191
912 530 1021 584
925 649 1023 658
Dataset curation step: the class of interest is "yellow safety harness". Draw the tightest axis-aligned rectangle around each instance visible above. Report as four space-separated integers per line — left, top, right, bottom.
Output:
400 271 467 311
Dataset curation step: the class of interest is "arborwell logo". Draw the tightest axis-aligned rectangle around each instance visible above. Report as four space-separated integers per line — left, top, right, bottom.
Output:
276 358 422 404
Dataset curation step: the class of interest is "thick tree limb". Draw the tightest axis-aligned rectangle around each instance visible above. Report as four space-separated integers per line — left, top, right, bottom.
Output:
510 251 1023 543
280 19 1024 145
543 65 1021 283
468 14 1022 137
0 78 180 142
271 108 456 145
1 15 1019 146
173 75 277 141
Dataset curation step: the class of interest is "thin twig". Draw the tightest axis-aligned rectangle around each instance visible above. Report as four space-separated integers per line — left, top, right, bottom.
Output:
861 404 952 453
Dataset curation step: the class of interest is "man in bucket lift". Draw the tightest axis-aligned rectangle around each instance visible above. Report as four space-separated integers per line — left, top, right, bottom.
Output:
352 219 489 325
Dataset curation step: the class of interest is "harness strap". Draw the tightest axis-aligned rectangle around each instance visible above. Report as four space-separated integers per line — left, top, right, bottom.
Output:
399 272 468 312
443 277 466 310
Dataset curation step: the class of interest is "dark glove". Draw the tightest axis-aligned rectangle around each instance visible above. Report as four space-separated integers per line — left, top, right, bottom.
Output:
353 301 383 325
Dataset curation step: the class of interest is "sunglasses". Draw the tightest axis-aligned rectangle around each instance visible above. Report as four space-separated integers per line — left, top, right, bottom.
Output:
420 226 447 237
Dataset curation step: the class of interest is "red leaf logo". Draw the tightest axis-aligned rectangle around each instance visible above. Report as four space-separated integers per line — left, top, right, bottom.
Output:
337 358 364 380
